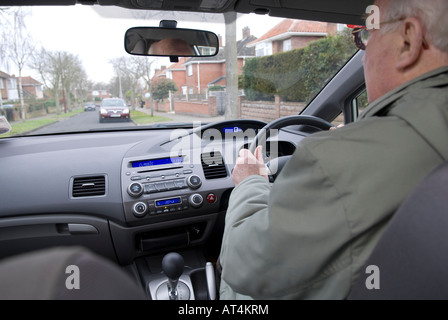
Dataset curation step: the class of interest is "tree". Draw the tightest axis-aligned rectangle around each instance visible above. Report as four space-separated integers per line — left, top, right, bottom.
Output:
150 78 177 101
1 8 34 120
110 56 147 109
30 49 88 113
137 57 155 116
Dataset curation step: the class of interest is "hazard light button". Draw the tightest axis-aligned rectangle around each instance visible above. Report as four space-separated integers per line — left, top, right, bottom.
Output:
206 193 217 204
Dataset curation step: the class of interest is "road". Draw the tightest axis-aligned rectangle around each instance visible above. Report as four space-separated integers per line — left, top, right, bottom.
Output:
32 109 136 135
30 108 226 135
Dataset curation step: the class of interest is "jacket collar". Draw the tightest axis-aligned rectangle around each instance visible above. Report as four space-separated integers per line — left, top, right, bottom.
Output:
359 66 448 120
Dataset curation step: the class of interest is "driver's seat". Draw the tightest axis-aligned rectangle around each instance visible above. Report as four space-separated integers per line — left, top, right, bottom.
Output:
348 161 448 300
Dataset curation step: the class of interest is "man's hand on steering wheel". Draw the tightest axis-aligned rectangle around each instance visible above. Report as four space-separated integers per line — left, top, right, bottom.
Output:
232 146 269 187
234 115 336 186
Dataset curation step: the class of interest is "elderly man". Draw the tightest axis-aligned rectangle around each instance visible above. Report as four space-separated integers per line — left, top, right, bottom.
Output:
219 0 448 300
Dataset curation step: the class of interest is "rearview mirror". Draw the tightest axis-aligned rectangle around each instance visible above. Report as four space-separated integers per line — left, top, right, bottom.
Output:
125 27 219 58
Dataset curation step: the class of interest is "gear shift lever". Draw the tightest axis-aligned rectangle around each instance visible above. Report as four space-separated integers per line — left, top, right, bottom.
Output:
162 252 184 300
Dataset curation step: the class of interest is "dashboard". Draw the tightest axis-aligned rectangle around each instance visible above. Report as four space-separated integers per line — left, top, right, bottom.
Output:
0 120 304 265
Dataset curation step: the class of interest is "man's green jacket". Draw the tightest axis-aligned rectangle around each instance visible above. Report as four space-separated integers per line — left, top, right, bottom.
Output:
219 67 448 300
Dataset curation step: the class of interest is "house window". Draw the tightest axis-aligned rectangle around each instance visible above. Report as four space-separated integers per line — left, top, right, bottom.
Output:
167 71 173 80
283 39 292 52
182 86 187 95
255 43 272 57
189 87 194 94
187 65 193 76
198 46 216 56
255 44 264 57
0 79 4 89
7 78 16 89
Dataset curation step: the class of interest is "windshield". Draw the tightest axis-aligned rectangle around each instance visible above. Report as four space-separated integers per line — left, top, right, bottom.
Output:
0 5 358 138
102 99 127 107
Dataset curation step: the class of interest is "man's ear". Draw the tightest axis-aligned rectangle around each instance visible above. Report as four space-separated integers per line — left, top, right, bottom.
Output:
396 17 426 71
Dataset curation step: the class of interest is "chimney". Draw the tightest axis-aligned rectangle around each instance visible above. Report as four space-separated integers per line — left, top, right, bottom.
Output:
242 27 250 39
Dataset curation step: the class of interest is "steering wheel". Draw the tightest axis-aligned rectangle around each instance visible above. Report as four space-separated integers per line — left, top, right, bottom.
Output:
248 115 334 181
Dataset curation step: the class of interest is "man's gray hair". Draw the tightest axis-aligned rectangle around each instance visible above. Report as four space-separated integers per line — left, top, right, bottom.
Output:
381 0 448 52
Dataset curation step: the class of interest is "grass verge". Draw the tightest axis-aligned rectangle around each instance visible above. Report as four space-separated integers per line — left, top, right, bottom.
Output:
131 110 172 125
1 109 83 137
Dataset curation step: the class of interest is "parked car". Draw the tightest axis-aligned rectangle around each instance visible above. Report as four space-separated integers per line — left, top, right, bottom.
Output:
99 98 130 122
84 102 96 111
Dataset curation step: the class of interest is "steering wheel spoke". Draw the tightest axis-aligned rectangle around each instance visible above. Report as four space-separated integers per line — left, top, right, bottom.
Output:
249 115 334 181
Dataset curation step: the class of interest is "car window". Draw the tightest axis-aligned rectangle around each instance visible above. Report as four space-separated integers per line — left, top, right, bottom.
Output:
102 99 127 107
0 5 358 138
353 90 369 120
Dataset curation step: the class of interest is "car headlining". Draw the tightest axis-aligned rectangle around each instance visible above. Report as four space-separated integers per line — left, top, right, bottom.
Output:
0 0 447 302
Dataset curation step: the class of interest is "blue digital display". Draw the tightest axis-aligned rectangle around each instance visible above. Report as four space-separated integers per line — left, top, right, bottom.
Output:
223 127 243 133
156 198 181 207
132 156 183 168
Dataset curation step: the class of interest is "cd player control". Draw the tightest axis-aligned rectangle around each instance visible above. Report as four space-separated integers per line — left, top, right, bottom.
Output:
128 182 144 198
189 194 204 208
132 202 148 218
186 175 202 190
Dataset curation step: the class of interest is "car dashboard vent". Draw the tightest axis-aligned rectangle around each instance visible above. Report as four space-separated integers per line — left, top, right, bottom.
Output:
72 176 106 198
201 152 227 179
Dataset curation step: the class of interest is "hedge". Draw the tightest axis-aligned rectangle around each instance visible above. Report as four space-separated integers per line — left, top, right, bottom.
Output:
241 29 357 103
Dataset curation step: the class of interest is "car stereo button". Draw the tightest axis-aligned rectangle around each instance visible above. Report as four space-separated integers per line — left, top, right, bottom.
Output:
165 181 175 190
128 182 144 197
144 184 157 193
155 183 167 191
132 202 147 218
175 179 187 189
189 194 204 208
187 175 202 189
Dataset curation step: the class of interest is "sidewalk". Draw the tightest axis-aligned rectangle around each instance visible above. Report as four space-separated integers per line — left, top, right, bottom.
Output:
137 107 226 124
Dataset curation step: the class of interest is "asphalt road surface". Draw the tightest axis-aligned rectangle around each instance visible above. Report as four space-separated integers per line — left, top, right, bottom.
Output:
32 109 136 135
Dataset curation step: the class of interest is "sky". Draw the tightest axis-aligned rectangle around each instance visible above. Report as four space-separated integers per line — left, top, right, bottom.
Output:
18 5 285 85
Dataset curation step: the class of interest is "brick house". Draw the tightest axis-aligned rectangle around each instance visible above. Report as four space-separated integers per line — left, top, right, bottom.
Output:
152 58 189 94
182 30 257 95
89 89 111 101
151 28 257 96
0 71 19 101
20 76 44 99
1 72 44 101
247 19 338 57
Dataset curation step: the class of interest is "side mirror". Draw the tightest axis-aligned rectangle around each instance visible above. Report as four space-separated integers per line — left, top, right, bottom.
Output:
125 27 219 58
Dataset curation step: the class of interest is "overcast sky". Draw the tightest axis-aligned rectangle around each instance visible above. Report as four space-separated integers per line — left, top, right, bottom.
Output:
20 5 284 84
